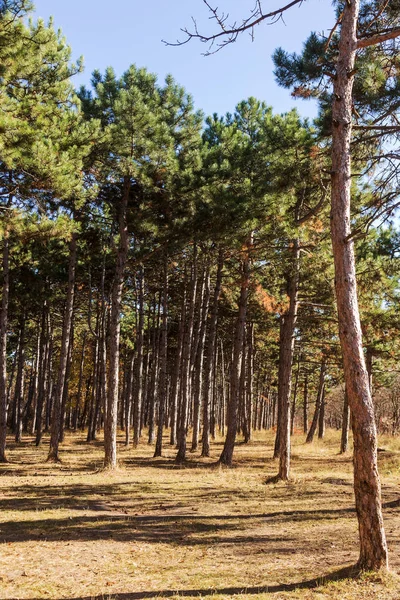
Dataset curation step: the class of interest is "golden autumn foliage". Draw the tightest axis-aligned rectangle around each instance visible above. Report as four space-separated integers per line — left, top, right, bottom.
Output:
253 282 288 314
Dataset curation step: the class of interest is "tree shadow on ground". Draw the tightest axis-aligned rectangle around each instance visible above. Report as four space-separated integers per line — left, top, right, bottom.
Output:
1 565 361 599
0 503 358 545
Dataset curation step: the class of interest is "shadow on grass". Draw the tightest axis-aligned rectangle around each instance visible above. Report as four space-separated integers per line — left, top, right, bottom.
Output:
1 565 361 599
0 503 358 545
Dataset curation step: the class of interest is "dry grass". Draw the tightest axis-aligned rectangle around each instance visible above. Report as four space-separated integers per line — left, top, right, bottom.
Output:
0 429 399 600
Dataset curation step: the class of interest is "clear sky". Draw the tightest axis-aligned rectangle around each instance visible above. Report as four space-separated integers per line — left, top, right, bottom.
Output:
33 0 335 120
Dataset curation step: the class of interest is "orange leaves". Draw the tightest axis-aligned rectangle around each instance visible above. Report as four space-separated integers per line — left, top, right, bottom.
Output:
309 145 320 159
309 217 324 233
254 283 284 314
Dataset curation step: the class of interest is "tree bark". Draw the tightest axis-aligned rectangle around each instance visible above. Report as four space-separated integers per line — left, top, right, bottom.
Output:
340 388 350 453
176 245 198 463
73 332 86 431
147 297 161 445
133 264 145 447
331 0 388 570
48 231 77 462
219 235 251 466
59 324 74 443
290 353 301 435
104 176 130 469
306 360 326 444
35 302 50 446
169 275 186 446
154 256 168 457
303 374 308 434
14 314 26 443
276 239 300 480
191 264 210 452
318 382 326 440
0 231 9 462
246 322 254 442
201 248 223 457
124 353 135 447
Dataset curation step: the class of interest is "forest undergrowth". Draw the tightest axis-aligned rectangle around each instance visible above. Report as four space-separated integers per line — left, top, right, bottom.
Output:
1 430 400 600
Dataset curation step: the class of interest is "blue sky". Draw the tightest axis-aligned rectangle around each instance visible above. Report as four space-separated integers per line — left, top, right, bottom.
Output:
33 0 335 120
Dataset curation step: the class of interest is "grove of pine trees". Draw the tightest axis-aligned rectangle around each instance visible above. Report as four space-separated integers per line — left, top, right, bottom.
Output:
1 0 399 575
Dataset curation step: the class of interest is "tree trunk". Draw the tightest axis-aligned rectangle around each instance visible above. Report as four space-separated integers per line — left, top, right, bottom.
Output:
147 297 161 445
219 236 251 466
318 384 326 440
276 239 300 480
303 374 308 434
74 332 86 431
35 302 50 446
14 315 26 443
220 339 227 436
28 327 41 434
0 231 9 462
48 231 77 462
104 176 130 469
9 330 20 433
340 388 350 453
201 248 223 457
331 0 387 570
245 322 254 442
306 360 326 444
154 256 168 457
176 245 198 463
191 264 210 452
133 264 145 447
124 353 135 447
169 276 186 446
290 353 301 435
59 325 74 443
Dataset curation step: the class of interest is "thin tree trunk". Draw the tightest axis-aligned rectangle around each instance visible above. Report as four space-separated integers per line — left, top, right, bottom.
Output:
48 232 77 462
9 330 20 433
331 0 387 570
201 248 223 457
191 264 210 452
366 347 373 394
318 385 325 440
59 324 74 443
154 256 168 457
35 303 50 446
28 327 41 434
14 315 26 443
303 374 309 434
87 328 100 442
219 235 252 466
306 360 326 444
239 335 247 440
74 332 86 431
290 353 301 435
124 352 135 447
132 265 145 447
276 239 300 480
148 297 161 445
0 231 9 462
176 245 198 463
44 336 54 433
104 177 130 469
245 322 254 442
340 388 350 453
169 277 186 446
220 339 227 437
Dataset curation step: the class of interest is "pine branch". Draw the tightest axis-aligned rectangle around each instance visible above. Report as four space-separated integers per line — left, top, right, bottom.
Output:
164 0 306 55
357 26 400 48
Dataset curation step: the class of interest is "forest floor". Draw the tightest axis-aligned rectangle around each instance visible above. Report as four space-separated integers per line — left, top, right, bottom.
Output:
1 430 400 600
